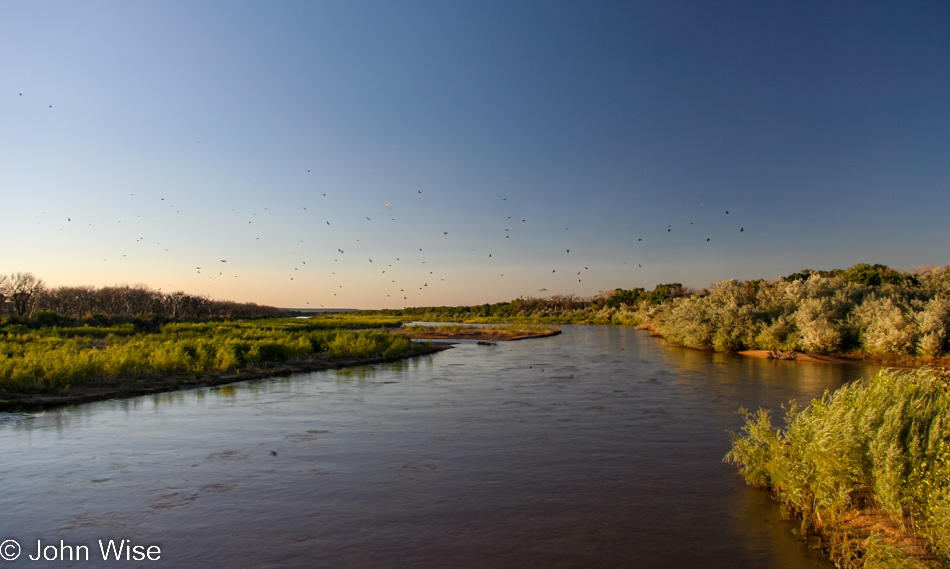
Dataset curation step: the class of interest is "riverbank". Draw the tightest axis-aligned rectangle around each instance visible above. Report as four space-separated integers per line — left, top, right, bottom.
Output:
726 367 950 568
739 350 865 364
0 342 451 413
738 349 950 368
395 324 561 342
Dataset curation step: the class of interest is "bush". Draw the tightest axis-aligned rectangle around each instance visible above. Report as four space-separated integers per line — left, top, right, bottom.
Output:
0 320 421 391
793 298 843 353
856 298 919 355
726 368 950 566
915 298 950 357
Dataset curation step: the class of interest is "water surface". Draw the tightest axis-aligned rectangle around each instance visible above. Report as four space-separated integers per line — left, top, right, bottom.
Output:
0 326 878 567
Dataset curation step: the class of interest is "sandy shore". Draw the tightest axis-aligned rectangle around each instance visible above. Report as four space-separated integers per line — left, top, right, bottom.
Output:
738 350 861 364
739 349 950 368
393 327 562 342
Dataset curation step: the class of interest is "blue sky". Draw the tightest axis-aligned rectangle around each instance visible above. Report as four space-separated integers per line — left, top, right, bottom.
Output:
2 1 948 309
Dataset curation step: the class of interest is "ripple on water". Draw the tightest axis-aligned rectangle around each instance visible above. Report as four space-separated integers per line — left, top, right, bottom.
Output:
0 326 871 568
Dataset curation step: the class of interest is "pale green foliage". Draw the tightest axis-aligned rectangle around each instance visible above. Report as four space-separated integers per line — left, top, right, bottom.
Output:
855 298 919 355
632 266 950 356
652 296 716 349
708 280 759 352
754 316 798 350
726 368 950 567
793 298 844 353
643 280 759 352
915 298 950 357
609 306 642 326
919 266 950 298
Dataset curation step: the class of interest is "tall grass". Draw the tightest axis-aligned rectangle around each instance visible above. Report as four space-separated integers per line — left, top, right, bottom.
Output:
725 367 950 567
0 320 421 394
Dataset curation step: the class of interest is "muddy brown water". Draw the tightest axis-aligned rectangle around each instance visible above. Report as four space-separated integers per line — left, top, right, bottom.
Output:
0 326 879 568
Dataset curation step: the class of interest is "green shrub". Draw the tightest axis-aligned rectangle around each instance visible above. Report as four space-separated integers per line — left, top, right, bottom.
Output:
856 298 919 355
726 368 950 566
0 320 421 391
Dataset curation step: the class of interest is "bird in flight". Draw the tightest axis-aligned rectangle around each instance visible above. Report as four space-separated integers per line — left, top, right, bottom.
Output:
385 201 391 208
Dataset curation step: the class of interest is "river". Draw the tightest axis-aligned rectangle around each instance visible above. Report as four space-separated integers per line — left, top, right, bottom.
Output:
0 326 878 568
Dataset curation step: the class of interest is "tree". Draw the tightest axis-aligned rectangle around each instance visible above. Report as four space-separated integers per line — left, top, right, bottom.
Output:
4 272 45 316
842 263 906 287
0 274 8 314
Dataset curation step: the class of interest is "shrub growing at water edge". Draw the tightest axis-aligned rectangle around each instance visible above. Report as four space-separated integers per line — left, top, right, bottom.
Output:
0 321 426 395
725 367 950 568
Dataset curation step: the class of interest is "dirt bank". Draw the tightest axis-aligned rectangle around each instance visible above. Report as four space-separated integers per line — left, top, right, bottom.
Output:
394 327 561 342
739 349 950 368
738 350 862 364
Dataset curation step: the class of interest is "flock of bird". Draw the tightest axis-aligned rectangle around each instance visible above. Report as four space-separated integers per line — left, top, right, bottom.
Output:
18 90 747 308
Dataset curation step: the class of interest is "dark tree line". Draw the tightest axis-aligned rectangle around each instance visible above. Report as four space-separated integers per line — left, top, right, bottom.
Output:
365 285 686 320
0 272 288 321
0 273 45 317
784 263 915 287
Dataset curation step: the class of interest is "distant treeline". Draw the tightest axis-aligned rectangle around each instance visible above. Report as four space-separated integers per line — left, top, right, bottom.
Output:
359 263 950 358
6 263 949 357
0 272 288 324
355 284 692 322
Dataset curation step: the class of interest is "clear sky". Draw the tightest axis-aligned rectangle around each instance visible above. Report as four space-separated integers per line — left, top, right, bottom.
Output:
2 1 948 309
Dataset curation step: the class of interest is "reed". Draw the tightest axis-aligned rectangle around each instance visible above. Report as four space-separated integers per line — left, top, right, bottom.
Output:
725 367 950 567
0 319 419 394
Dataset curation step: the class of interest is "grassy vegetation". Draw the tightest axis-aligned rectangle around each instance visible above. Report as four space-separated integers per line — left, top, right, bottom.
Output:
0 317 419 399
16 262 945 359
360 264 950 359
726 367 950 568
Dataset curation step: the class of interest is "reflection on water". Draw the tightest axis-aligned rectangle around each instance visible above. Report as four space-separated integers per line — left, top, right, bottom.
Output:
0 326 877 568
